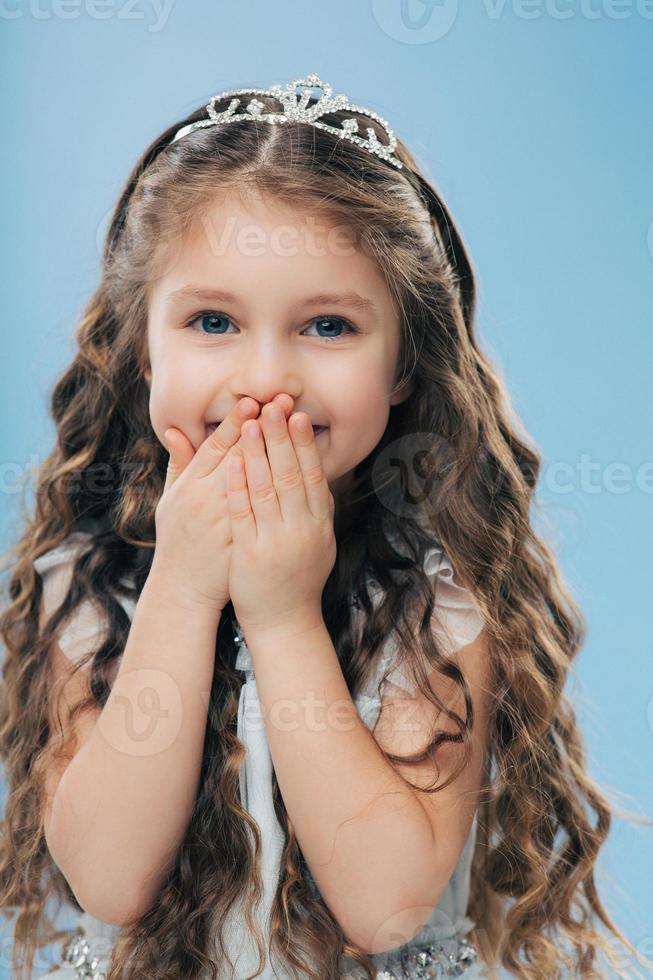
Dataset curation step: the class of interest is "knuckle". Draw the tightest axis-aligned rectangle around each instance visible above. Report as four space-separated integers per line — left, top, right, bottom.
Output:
252 484 277 505
276 467 304 490
265 429 285 445
302 463 325 486
207 434 230 457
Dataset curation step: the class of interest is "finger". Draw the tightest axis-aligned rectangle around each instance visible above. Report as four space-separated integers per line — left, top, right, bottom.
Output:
226 396 293 487
259 403 309 521
226 451 256 541
287 413 333 520
192 398 261 480
240 419 282 525
212 397 293 497
162 428 195 492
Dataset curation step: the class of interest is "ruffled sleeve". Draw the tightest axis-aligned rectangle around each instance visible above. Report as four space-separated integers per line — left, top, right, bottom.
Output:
33 532 137 666
356 541 485 704
387 543 484 697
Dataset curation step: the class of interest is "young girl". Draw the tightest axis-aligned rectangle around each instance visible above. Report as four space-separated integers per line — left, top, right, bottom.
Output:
0 72 649 980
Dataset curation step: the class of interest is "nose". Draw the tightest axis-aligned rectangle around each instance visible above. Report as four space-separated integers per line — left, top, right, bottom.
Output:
229 339 302 408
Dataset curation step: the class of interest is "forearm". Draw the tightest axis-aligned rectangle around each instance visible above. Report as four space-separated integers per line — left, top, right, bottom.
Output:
244 617 437 955
48 557 222 925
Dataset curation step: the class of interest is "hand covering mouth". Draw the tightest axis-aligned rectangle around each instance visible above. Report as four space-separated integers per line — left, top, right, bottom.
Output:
206 421 329 433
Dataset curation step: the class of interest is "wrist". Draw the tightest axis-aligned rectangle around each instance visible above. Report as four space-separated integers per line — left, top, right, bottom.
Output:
147 557 225 618
238 606 325 645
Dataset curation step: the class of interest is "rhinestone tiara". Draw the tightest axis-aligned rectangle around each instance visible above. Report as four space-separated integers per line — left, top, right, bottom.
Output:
170 72 403 170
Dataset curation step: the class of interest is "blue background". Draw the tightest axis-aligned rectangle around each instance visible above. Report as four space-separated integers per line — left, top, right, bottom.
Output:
1 2 651 976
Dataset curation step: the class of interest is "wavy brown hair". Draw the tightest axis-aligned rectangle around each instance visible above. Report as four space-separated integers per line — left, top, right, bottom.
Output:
1 84 652 980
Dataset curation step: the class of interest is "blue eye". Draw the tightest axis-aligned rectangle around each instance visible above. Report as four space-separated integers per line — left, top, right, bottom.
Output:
185 312 359 344
303 316 358 343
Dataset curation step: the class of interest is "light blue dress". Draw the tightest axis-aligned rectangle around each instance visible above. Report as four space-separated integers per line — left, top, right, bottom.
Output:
34 531 489 979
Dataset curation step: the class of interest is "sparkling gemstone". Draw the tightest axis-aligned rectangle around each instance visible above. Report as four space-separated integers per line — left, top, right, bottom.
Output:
247 98 264 116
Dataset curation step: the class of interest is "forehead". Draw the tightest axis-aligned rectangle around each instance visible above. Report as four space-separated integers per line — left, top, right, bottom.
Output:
150 192 398 317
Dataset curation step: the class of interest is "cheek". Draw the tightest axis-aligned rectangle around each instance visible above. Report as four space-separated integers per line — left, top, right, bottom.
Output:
149 351 203 395
335 374 388 425
147 359 206 432
334 386 390 454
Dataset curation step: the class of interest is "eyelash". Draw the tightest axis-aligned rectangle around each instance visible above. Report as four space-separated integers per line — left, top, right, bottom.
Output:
183 311 361 344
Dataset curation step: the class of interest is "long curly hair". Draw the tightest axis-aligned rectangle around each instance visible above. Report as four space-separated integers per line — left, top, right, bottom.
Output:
1 85 651 980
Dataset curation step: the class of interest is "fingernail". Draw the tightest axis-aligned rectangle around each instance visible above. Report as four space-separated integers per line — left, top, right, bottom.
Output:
268 405 282 422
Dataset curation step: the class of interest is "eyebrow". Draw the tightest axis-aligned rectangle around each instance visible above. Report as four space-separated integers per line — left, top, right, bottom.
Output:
165 285 379 318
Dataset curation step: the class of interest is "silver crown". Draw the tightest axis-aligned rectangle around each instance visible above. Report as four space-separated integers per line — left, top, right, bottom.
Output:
171 72 403 170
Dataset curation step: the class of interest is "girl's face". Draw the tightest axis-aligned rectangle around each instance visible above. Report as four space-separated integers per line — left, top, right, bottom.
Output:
145 192 412 499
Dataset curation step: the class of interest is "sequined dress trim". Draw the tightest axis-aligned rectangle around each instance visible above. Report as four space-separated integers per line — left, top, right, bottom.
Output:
59 925 483 979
